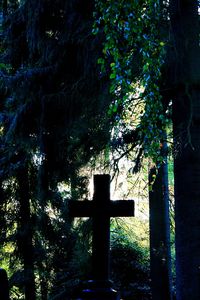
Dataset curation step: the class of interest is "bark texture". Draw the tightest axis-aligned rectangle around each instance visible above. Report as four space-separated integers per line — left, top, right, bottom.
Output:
170 1 200 299
17 163 36 300
149 157 172 300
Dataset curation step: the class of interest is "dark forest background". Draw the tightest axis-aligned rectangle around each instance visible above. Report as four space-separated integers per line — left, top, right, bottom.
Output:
0 1 200 300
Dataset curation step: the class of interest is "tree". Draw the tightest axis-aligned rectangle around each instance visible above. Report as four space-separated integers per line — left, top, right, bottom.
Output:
16 157 36 300
0 0 113 298
2 1 199 298
169 1 200 299
149 146 173 300
94 3 173 300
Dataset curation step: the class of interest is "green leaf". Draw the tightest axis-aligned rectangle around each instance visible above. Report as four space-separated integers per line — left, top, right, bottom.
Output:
97 58 105 64
110 73 116 79
159 41 165 46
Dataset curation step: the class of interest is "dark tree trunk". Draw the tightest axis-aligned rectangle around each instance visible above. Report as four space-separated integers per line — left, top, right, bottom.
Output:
40 272 48 300
17 163 36 300
0 268 9 300
149 147 173 300
0 181 6 245
2 0 8 17
170 1 200 299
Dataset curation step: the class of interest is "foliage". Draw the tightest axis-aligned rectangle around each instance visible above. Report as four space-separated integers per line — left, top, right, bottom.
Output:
0 0 113 298
1 0 112 184
93 0 171 162
0 1 176 299
111 221 150 300
48 218 151 300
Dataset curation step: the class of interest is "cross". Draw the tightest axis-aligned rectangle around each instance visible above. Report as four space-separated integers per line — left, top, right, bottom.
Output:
69 174 134 284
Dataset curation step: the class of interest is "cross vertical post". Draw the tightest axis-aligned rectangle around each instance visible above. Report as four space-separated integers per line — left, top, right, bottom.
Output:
92 174 110 281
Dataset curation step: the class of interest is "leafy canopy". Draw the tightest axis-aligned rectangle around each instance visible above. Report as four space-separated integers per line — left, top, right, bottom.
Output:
93 0 170 162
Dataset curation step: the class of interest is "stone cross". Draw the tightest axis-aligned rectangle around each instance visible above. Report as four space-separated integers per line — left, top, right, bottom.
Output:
69 174 134 299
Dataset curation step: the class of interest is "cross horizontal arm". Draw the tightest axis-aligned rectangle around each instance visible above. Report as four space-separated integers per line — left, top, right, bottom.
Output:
109 200 134 217
68 200 134 217
68 200 93 217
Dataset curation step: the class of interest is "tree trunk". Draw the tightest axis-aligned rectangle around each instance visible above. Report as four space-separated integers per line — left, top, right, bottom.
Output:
17 163 36 300
170 1 200 299
0 268 9 300
149 148 173 300
2 0 7 18
40 272 48 300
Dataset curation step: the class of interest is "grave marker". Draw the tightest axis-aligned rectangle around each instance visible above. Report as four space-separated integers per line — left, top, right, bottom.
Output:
69 174 134 299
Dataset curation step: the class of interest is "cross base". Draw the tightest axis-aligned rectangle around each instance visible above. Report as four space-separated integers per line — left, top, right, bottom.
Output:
73 280 120 300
